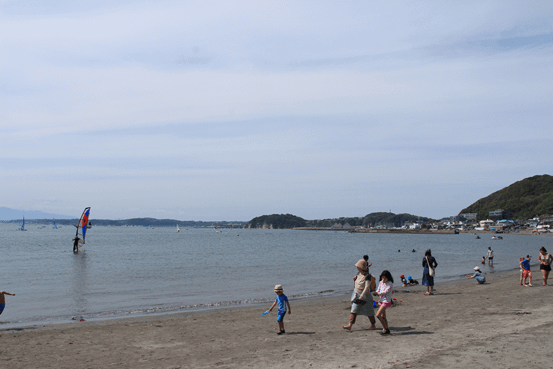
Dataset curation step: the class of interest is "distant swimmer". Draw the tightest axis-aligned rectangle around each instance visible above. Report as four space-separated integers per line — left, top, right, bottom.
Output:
398 250 400 252
412 249 416 253
0 291 15 316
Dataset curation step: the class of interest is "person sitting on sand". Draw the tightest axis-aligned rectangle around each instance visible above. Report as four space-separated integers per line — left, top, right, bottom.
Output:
467 266 486 284
400 274 408 287
0 291 15 316
520 256 533 287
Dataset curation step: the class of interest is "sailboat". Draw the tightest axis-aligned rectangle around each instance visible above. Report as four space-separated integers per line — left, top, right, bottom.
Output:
20 216 27 231
52 218 58 229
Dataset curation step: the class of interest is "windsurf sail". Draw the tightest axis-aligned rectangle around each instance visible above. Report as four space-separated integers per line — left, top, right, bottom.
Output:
177 224 180 232
21 216 26 231
75 207 91 244
52 218 57 229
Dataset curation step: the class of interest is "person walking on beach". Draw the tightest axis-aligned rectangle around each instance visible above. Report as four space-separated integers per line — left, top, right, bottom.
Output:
353 255 372 282
268 284 291 335
538 247 552 286
422 249 438 295
373 270 393 335
0 291 15 316
342 259 376 331
467 266 486 284
486 247 494 266
520 256 533 287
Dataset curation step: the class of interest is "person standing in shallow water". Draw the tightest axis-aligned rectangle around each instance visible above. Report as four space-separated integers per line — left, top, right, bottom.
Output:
422 249 438 295
486 247 494 266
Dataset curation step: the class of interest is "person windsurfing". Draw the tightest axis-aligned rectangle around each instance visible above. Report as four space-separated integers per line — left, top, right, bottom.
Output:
73 236 81 253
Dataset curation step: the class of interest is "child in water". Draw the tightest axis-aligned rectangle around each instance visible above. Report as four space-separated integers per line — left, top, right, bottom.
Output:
373 270 393 335
268 284 291 335
0 291 15 316
481 256 486 265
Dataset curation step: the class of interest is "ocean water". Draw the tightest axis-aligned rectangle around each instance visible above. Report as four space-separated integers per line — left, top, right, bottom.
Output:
0 223 548 329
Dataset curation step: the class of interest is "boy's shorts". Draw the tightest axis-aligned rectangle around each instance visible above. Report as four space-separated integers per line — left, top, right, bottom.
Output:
0 304 5 315
522 269 532 278
277 311 286 322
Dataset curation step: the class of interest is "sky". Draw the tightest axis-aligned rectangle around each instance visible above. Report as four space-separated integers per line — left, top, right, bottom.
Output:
1 1 552 221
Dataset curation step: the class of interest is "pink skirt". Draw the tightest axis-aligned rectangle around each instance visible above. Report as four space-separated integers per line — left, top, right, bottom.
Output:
378 301 392 308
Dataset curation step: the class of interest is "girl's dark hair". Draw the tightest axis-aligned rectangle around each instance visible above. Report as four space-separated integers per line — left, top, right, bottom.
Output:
380 270 394 283
540 247 547 253
363 255 369 261
425 249 432 257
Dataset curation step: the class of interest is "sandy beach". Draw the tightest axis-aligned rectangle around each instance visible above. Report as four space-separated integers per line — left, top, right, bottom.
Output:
2 267 553 369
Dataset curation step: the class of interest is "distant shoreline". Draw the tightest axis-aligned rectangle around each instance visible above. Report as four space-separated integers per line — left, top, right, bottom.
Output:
293 227 552 236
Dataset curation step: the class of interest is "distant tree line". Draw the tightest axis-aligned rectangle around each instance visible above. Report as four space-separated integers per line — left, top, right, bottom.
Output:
307 212 433 228
1 218 247 228
246 212 433 229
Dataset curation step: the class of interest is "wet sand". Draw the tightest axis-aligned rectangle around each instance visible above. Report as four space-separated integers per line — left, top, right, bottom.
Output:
1 267 552 368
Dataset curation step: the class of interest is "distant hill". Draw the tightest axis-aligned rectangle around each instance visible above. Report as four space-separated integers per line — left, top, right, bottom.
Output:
0 207 73 221
247 214 307 229
247 212 433 229
460 174 553 220
307 212 434 228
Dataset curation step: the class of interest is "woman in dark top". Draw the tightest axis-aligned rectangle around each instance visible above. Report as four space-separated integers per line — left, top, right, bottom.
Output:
422 249 438 295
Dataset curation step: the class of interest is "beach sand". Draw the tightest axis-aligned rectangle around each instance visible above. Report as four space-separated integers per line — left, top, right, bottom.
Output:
2 268 553 369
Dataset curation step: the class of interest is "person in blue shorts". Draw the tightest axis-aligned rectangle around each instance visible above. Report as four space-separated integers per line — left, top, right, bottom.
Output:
0 291 15 315
268 284 291 335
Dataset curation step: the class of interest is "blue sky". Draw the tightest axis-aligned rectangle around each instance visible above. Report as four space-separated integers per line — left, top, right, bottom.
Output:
1 1 552 220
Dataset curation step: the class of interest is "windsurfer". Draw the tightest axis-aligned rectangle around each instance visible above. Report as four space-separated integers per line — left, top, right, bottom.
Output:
73 236 81 253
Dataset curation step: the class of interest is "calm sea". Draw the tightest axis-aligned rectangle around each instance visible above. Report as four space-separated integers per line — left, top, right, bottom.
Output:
0 223 549 329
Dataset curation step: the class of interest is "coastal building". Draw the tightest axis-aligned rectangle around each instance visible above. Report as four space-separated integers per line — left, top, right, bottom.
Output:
475 219 495 230
489 209 509 220
460 213 478 221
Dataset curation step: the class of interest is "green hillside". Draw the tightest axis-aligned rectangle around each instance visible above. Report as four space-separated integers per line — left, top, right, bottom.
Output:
247 214 307 229
460 174 553 220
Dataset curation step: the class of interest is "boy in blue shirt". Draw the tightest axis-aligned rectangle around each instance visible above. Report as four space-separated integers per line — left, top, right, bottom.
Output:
520 256 533 286
268 284 291 335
